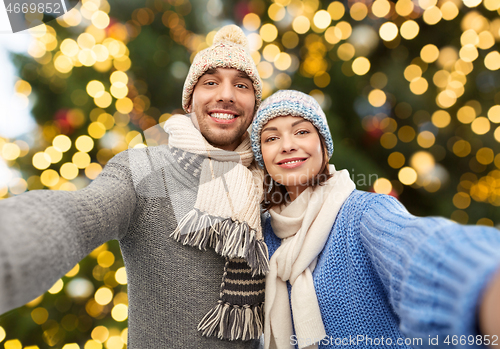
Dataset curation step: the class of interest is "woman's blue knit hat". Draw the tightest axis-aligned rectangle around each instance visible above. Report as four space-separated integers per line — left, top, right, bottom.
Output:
251 90 334 168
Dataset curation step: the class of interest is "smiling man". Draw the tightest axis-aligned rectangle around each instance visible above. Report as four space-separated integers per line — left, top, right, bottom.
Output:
0 25 267 349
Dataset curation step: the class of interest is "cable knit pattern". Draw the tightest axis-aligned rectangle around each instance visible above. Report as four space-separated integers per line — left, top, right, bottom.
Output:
264 189 500 349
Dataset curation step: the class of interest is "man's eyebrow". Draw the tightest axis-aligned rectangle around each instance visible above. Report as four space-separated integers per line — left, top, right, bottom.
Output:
237 70 251 80
204 68 217 75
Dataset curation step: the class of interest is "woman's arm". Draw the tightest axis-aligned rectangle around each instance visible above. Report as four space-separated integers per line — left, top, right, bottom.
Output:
0 150 137 314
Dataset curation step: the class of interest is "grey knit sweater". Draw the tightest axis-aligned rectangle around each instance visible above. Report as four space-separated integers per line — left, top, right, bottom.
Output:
0 145 260 349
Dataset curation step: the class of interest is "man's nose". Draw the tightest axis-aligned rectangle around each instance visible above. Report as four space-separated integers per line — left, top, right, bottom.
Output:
216 81 235 103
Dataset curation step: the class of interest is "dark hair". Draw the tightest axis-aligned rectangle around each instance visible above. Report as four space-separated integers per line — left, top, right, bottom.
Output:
262 135 333 211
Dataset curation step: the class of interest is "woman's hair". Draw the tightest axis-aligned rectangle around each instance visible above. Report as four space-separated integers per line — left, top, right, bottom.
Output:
262 134 333 211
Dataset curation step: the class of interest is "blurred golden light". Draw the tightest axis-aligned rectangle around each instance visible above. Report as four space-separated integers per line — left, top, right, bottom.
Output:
260 24 278 42
275 53 292 71
441 1 459 20
116 98 134 114
87 81 105 98
327 1 345 20
106 336 124 349
77 33 96 50
395 0 414 16
400 20 419 40
463 0 482 6
453 140 471 157
325 26 342 44
98 251 115 268
372 0 391 17
60 163 79 180
248 33 263 52
419 0 438 10
54 55 74 73
488 105 500 123
494 126 500 142
436 90 457 108
115 267 127 285
410 151 435 175
9 178 27 195
4 339 22 349
336 21 352 40
350 2 368 21
459 44 479 62
114 56 132 71
97 113 115 130
379 22 398 41
0 326 6 342
352 57 370 75
421 44 439 63
53 135 72 152
79 49 97 66
423 6 442 25
437 47 459 68
243 13 261 31
478 31 495 49
313 10 331 29
45 146 62 163
94 91 112 108
48 279 64 294
380 133 398 149
461 29 479 46
337 43 355 61
398 167 418 185
92 45 109 62
432 70 450 88
453 192 471 209
62 344 80 349
368 89 386 107
398 126 416 142
33 152 51 170
92 11 110 29
60 39 79 57
388 152 405 168
269 4 286 21
293 16 311 34
111 83 128 99
404 64 422 82
28 40 46 58
111 304 128 322
432 110 451 128
370 72 388 89
263 44 280 62
373 178 392 194
257 61 274 79
85 162 102 179
457 105 476 123
88 122 107 139
476 147 494 165
111 71 128 85
417 131 435 148
92 326 110 343
282 31 299 49
484 51 500 70
409 77 428 95
313 72 330 87
65 263 80 277
2 143 21 161
471 116 490 134
14 80 32 96
484 0 500 10
95 287 113 305
275 73 292 89
75 136 94 153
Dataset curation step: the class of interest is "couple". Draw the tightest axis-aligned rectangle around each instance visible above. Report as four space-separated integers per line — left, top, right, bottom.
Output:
1 24 500 349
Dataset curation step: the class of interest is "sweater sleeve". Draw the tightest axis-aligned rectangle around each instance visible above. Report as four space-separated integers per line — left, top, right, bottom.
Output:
0 150 136 315
358 192 500 348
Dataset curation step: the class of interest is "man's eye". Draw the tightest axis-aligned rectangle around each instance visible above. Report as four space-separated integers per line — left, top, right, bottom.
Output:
236 84 248 89
205 81 217 86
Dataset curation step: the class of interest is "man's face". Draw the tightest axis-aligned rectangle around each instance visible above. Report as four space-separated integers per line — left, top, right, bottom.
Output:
187 67 256 151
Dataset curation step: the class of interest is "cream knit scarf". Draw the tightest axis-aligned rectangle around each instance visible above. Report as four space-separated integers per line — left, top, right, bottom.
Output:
164 114 269 341
265 166 355 349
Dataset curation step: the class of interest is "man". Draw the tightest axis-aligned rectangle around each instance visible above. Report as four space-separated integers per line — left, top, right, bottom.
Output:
0 25 267 348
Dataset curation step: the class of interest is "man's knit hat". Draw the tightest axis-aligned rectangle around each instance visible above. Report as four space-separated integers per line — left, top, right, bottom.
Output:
251 90 334 168
182 25 263 112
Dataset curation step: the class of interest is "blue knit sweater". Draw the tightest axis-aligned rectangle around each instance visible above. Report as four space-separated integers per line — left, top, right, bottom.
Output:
264 190 500 349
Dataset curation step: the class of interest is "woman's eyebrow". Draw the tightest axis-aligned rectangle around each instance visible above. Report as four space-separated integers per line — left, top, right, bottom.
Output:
292 119 306 127
262 126 277 133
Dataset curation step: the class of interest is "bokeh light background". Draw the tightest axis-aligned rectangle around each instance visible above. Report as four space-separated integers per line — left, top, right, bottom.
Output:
0 0 500 347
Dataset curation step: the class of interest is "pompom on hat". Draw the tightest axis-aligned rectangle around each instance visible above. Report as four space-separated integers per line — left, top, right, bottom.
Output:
182 25 263 112
251 90 334 168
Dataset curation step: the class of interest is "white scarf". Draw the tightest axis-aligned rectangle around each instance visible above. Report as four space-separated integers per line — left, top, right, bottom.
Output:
264 166 355 349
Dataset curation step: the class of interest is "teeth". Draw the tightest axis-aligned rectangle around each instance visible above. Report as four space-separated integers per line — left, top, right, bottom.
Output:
282 159 304 165
211 113 235 120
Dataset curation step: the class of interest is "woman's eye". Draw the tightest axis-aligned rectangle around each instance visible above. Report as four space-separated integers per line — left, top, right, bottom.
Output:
297 130 310 135
264 136 277 142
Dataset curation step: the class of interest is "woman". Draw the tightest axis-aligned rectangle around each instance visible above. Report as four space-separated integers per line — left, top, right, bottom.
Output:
250 90 500 349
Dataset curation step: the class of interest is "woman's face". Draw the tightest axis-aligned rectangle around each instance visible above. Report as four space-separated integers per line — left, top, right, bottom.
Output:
261 115 323 200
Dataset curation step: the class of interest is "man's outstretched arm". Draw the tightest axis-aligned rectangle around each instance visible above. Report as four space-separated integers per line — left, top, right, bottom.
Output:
0 150 136 314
